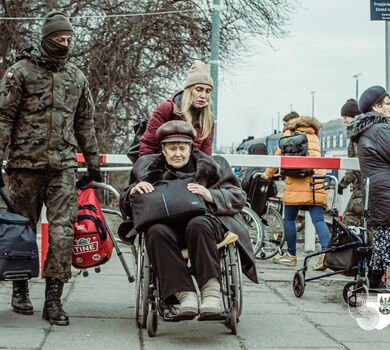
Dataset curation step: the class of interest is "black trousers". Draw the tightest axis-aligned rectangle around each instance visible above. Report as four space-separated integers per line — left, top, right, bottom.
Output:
145 215 225 302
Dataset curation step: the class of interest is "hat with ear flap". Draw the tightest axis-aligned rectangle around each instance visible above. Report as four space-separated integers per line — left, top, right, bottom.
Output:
184 60 213 89
156 120 197 144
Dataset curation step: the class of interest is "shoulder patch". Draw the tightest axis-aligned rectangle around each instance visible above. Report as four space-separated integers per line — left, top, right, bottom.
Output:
6 72 13 79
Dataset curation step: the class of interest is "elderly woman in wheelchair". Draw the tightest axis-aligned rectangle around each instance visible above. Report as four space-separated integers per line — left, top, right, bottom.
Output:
121 120 258 321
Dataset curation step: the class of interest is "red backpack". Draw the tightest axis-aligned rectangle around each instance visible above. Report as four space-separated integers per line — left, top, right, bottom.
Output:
72 187 113 269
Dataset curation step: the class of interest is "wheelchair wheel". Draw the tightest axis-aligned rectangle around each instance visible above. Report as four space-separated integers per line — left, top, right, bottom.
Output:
135 235 149 328
343 281 368 307
228 244 243 318
241 206 264 256
229 304 238 335
259 206 285 259
293 271 305 298
146 308 158 337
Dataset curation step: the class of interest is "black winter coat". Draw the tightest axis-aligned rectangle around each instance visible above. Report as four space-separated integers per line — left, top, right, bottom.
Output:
119 148 258 284
347 112 390 227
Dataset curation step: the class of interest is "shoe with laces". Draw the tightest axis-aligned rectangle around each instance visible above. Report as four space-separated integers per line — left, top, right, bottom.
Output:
273 253 297 266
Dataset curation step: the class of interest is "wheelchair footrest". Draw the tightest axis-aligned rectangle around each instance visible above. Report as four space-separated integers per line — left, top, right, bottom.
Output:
198 312 228 321
163 306 196 322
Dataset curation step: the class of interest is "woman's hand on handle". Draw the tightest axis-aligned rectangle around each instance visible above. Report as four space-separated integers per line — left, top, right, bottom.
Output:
187 183 213 203
130 181 154 195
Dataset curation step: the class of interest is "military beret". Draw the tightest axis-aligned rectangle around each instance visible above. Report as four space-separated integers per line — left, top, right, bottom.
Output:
358 86 389 114
156 120 197 144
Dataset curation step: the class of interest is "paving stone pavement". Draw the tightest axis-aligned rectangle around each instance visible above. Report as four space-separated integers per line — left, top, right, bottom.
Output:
1 219 389 350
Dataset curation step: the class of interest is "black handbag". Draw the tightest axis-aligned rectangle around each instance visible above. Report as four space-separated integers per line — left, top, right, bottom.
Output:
131 178 207 231
0 188 39 281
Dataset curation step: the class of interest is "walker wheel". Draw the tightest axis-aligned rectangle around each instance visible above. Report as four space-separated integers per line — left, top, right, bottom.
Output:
82 270 89 277
95 266 101 273
293 271 305 298
343 281 368 307
146 309 158 337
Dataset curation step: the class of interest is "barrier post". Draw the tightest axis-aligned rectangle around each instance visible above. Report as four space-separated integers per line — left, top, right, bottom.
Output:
304 211 316 253
40 205 49 277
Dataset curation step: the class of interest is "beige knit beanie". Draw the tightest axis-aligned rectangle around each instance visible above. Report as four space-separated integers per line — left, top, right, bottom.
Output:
184 60 213 89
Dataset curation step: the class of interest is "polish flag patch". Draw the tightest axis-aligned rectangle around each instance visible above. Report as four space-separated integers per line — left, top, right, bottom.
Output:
6 72 13 79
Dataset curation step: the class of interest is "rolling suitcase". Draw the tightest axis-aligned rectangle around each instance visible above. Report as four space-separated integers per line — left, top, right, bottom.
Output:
0 188 39 281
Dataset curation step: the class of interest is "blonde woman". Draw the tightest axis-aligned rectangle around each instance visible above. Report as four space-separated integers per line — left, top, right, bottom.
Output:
139 60 214 156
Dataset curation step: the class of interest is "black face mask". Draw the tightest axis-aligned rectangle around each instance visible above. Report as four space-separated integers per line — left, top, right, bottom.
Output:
41 37 69 59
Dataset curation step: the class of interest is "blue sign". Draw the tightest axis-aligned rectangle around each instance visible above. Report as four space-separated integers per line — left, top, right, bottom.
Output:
371 0 390 20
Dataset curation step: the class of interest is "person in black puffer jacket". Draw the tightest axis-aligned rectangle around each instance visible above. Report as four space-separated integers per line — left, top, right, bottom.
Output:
347 85 390 292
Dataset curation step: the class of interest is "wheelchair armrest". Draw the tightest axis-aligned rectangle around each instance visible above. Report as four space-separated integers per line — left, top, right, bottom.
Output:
181 231 238 259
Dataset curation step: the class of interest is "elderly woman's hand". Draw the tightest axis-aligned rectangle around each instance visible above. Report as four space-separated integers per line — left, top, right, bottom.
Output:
130 181 154 195
187 183 213 203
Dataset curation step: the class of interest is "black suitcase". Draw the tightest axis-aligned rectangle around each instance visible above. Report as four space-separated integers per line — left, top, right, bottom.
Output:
0 188 39 281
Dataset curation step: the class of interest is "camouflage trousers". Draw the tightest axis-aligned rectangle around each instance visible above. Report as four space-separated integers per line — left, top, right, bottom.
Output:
342 189 364 227
7 168 77 282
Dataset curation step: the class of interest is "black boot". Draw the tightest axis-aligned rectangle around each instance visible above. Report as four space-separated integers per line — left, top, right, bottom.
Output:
42 277 69 326
369 270 390 293
11 280 33 315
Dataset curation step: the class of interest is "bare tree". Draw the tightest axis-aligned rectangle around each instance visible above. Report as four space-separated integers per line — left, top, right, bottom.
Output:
0 0 298 155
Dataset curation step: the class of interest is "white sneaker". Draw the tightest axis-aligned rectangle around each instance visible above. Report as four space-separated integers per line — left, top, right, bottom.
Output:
200 278 222 317
175 291 199 317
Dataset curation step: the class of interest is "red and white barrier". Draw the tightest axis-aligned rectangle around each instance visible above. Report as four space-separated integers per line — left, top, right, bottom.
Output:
75 153 360 170
40 205 49 276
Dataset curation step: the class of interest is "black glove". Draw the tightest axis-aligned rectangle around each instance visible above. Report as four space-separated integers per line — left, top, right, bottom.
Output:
76 168 103 189
337 184 344 195
0 168 4 188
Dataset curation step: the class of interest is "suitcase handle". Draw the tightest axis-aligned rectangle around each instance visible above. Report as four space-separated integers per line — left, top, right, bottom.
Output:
0 251 37 259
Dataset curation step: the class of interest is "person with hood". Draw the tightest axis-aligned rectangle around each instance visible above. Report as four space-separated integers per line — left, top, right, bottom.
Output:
0 12 101 325
139 60 214 156
262 116 329 270
338 99 363 227
347 85 390 291
121 120 258 319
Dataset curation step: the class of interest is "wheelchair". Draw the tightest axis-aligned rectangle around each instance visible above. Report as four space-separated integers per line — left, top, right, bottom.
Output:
245 172 285 259
134 230 243 337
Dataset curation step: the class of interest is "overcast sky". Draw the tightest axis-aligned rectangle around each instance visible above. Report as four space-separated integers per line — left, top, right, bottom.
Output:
217 0 386 149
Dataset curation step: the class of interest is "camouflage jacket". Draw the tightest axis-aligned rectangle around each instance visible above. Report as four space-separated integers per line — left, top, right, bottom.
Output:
339 140 361 190
0 46 99 170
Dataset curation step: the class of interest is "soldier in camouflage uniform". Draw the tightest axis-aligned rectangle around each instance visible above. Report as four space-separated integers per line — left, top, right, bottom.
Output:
0 11 101 326
338 99 363 227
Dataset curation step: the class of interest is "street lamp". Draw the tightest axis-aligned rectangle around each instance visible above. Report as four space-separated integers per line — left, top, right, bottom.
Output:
311 91 316 117
353 73 361 100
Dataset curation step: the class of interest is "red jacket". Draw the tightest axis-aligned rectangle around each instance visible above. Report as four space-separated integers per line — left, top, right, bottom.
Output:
139 91 214 156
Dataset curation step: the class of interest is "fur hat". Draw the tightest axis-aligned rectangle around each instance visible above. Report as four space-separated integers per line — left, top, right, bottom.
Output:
41 11 73 38
340 98 360 118
358 86 388 114
184 60 213 89
156 120 196 144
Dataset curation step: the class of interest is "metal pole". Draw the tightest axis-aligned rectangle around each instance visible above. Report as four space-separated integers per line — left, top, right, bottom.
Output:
210 0 221 152
311 91 316 117
386 21 390 92
353 74 361 100
277 112 280 133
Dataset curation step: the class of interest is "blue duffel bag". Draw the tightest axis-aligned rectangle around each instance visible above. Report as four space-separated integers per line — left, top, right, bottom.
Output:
0 188 39 281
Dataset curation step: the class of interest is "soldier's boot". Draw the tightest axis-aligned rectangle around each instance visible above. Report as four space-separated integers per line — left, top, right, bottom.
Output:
11 280 34 315
42 277 69 326
368 270 390 293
